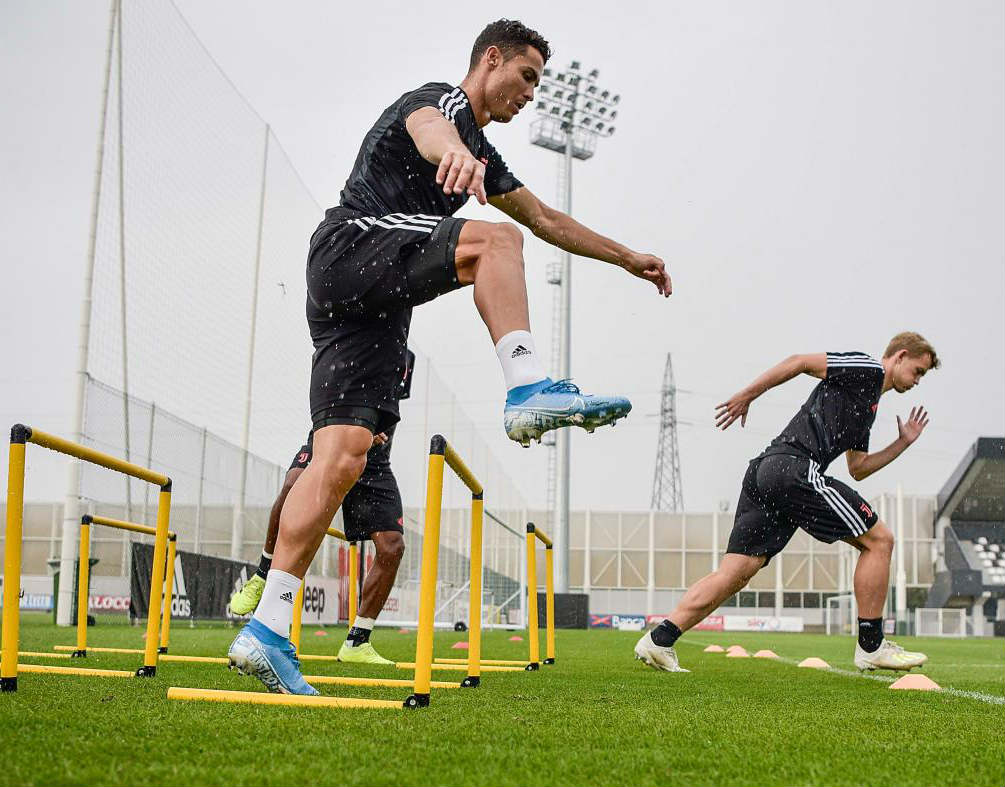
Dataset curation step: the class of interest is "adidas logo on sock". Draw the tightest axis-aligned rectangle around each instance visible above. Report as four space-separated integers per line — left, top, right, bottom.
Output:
511 344 531 358
279 591 294 604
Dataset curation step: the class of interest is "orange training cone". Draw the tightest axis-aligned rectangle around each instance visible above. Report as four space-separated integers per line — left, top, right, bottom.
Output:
508 635 523 642
753 649 779 659
451 641 469 650
726 647 750 658
797 657 830 669
889 674 940 691
703 644 725 653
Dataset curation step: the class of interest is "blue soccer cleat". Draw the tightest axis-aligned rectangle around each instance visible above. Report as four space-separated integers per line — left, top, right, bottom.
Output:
227 618 319 696
503 378 632 447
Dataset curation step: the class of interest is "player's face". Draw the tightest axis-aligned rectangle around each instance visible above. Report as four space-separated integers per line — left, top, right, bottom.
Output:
891 352 932 392
485 46 543 123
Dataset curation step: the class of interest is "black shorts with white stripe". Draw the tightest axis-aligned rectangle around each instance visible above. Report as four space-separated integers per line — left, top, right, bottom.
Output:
306 212 466 433
727 453 879 564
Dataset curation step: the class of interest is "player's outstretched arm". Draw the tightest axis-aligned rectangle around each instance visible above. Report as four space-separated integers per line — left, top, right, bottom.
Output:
845 406 930 481
405 108 487 204
489 187 671 297
715 353 827 430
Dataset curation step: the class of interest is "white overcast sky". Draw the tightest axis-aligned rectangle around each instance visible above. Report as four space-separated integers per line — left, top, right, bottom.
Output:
1 1 1003 512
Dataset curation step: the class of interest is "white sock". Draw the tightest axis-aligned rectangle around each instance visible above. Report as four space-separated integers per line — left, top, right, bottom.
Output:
494 330 547 390
252 569 301 638
351 616 375 632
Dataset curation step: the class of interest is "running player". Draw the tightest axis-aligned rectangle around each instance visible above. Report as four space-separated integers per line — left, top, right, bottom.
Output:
229 19 671 694
634 332 939 673
228 352 415 666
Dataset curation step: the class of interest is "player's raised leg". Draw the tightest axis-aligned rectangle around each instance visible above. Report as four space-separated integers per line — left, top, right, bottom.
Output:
849 523 927 670
634 553 765 672
228 423 373 695
338 531 405 665
452 220 632 446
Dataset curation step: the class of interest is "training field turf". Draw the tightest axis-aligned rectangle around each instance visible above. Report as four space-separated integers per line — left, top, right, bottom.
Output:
3 614 1003 787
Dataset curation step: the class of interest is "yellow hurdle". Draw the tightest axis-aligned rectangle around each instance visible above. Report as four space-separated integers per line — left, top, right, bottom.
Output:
54 645 227 664
526 523 557 668
304 675 460 689
1 651 70 660
403 435 497 708
396 662 525 673
73 515 178 658
3 424 172 692
18 663 134 679
166 687 402 710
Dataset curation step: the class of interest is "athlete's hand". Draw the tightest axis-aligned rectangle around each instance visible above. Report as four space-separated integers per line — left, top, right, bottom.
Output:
715 391 755 430
436 148 487 205
372 432 388 447
897 406 929 445
622 252 672 297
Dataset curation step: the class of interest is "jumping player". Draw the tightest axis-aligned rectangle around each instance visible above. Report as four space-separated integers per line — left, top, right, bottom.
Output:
634 332 939 673
228 352 416 666
229 19 671 694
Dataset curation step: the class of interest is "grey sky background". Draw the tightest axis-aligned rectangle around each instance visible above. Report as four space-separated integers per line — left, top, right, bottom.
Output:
1 1 1003 512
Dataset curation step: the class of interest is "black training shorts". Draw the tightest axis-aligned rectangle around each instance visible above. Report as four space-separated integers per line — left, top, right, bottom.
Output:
306 211 466 434
727 453 879 564
285 429 404 542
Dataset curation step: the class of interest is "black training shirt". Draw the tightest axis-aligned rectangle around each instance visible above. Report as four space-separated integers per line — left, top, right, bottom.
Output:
327 83 523 221
759 352 885 472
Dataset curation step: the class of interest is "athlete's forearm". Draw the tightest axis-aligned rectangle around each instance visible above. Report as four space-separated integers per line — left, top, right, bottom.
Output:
405 109 468 165
740 356 809 402
533 209 633 267
849 438 910 481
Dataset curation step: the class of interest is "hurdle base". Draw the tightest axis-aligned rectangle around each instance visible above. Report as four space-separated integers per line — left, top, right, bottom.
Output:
543 658 555 665
71 650 87 659
135 665 157 678
460 675 480 688
158 646 168 654
0 677 16 693
525 662 540 671
403 693 430 709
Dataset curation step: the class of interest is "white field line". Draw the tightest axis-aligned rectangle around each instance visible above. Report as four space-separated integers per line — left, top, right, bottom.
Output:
677 638 1005 707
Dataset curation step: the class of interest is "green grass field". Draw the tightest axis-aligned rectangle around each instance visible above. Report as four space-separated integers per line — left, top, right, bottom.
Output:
3 613 1003 787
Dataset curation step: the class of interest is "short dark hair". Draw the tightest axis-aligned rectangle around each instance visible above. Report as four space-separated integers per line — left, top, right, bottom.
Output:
469 19 551 71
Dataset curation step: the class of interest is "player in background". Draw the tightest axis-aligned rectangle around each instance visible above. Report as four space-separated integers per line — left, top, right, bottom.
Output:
229 351 416 666
230 19 671 694
634 332 939 673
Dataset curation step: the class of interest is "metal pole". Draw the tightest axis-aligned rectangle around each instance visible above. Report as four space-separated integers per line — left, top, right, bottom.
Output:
646 510 655 616
232 124 270 559
57 0 119 627
554 130 573 593
895 484 907 631
194 426 207 553
116 0 132 524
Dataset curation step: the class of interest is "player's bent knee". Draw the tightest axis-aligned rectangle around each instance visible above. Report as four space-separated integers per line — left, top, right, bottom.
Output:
376 533 405 564
492 222 524 250
867 521 895 554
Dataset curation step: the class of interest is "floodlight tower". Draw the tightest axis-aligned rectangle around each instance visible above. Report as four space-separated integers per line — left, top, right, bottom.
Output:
651 353 684 512
530 61 620 592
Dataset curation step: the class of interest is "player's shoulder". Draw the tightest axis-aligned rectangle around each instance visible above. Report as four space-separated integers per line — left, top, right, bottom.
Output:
826 351 883 369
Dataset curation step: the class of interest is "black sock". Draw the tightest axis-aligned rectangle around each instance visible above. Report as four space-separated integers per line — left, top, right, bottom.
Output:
346 626 372 646
650 620 682 647
255 552 272 581
857 617 883 652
